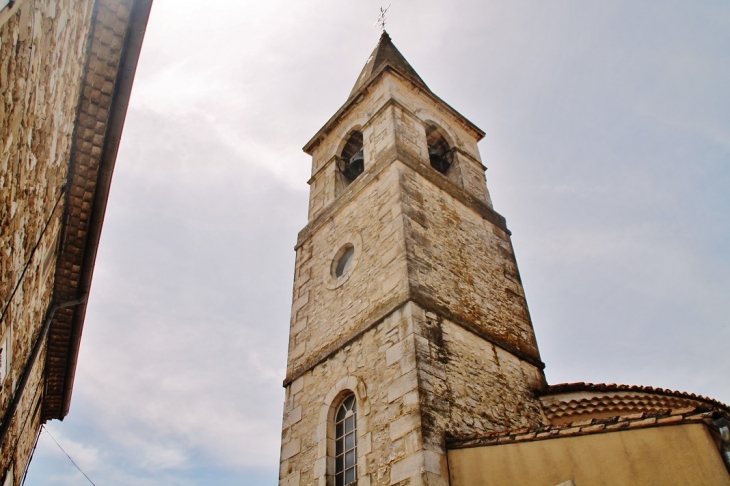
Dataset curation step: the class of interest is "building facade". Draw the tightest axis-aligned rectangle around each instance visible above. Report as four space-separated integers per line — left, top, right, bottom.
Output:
279 32 730 486
0 0 151 483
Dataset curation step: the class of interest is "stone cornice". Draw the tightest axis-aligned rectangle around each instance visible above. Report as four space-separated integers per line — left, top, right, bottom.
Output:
296 144 508 252
282 292 545 387
306 98 487 185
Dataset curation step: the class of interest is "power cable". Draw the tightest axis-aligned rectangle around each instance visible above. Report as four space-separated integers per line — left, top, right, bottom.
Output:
40 425 97 486
0 184 66 326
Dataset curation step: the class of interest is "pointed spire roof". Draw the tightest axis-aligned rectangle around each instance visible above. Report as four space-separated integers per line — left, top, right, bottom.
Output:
349 31 428 97
303 32 485 154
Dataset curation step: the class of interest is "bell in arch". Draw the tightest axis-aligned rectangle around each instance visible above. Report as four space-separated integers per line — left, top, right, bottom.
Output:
338 131 365 183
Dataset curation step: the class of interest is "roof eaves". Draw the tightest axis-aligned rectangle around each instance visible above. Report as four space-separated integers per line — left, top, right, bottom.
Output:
42 0 153 421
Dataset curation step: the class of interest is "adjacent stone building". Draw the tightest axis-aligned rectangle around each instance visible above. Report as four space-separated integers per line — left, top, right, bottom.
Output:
0 0 151 483
279 32 730 486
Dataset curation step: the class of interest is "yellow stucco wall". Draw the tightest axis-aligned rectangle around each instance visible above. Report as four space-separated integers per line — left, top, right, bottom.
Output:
448 423 730 486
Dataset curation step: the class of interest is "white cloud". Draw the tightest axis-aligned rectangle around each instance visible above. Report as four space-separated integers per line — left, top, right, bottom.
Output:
25 1 730 484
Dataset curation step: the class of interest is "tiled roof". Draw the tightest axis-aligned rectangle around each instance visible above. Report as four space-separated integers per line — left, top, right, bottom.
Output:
539 382 730 424
303 32 485 155
42 0 152 420
448 406 721 450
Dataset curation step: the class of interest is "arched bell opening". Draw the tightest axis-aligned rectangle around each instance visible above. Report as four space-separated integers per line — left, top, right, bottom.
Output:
337 131 364 184
425 124 454 175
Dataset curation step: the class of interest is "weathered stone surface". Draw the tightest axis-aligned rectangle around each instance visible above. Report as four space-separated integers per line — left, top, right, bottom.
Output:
0 0 147 481
280 39 546 486
0 0 95 481
287 160 410 380
399 159 540 361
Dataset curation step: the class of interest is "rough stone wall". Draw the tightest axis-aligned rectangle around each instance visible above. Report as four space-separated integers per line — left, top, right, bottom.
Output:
282 303 448 486
307 80 395 220
285 70 545 485
0 0 95 480
281 300 545 486
414 310 545 447
386 78 491 207
306 74 493 223
2 346 47 484
399 161 540 361
289 161 409 378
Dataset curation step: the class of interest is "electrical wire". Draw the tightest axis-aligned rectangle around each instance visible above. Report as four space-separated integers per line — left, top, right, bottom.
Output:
19 423 42 486
0 0 56 327
40 425 97 486
0 185 65 326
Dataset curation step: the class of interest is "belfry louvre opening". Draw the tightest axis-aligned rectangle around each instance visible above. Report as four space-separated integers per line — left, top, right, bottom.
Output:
337 131 364 183
426 124 453 174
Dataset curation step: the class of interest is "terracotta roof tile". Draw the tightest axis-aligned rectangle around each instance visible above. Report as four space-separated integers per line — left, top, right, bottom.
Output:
537 382 729 425
543 382 729 410
41 0 152 421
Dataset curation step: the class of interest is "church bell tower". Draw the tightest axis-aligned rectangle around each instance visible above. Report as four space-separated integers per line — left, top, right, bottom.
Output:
279 32 547 486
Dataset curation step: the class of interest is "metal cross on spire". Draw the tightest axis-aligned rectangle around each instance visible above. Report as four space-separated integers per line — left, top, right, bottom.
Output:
374 5 391 32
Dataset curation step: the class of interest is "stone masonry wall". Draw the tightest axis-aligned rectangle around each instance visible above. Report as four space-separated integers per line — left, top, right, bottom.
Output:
0 0 95 480
289 161 409 378
413 307 545 448
281 304 419 486
399 161 541 361
307 80 395 220
387 78 492 207
281 300 546 486
306 73 493 223
285 69 546 486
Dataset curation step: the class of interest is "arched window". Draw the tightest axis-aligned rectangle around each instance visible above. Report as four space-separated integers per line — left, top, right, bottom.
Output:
337 131 364 183
425 124 453 174
334 394 357 485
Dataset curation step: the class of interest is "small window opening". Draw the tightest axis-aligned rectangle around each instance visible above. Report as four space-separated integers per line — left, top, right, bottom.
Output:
426 125 453 174
334 245 355 278
334 394 357 486
41 232 60 280
337 131 364 183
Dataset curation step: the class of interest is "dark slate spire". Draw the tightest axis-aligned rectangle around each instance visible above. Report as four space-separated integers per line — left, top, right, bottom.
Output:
349 31 428 97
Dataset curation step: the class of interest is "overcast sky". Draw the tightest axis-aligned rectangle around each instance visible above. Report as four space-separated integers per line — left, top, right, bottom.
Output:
25 1 729 484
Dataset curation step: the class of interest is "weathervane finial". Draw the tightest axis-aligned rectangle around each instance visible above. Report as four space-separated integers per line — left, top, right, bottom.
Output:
374 5 391 32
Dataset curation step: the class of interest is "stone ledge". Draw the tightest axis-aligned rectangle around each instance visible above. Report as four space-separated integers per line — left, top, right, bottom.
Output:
282 294 545 387
296 143 509 252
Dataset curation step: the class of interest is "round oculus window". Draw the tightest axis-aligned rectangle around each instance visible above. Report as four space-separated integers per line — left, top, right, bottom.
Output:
333 244 355 278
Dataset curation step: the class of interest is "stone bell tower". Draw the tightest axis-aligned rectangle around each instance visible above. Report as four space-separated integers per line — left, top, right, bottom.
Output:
279 32 547 486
